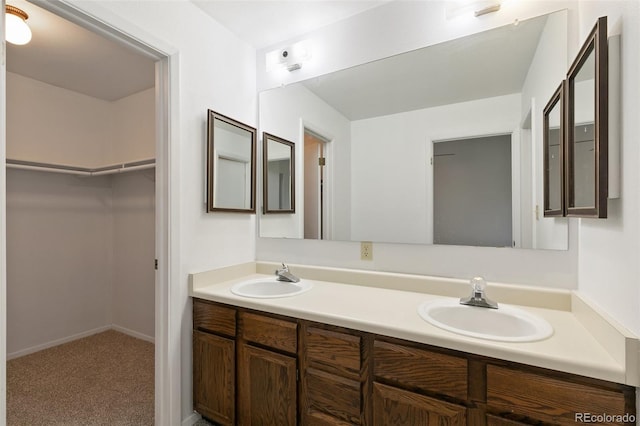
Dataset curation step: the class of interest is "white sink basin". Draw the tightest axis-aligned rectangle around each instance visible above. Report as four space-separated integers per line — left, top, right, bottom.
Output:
231 278 313 299
418 298 553 342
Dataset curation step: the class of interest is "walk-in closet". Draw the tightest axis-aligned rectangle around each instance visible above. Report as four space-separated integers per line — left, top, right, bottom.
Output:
5 1 156 423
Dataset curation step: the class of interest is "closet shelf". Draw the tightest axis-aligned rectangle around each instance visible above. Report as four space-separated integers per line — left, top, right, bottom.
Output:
6 158 155 176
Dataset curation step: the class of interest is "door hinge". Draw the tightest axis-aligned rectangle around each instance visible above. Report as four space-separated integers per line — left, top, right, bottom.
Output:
154 259 158 270
318 157 326 166
296 369 300 381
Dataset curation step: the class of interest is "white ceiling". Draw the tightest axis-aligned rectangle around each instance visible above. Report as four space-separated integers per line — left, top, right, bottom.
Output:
192 0 391 49
301 13 549 120
6 0 387 101
5 0 548 117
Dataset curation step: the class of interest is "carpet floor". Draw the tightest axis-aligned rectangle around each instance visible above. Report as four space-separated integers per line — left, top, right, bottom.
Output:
7 330 154 426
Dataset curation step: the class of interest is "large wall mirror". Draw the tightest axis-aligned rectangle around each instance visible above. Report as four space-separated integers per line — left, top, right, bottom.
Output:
263 132 295 214
259 9 570 250
206 110 257 213
543 82 565 217
566 16 608 218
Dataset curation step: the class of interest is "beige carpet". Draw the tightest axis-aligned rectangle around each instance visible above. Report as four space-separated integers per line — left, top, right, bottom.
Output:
7 330 154 426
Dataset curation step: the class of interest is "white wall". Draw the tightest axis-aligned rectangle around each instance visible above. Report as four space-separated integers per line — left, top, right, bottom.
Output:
6 72 156 354
110 88 155 164
574 0 640 336
259 83 351 240
6 72 112 167
6 170 114 357
7 72 155 167
112 171 155 341
351 93 521 244
519 10 571 251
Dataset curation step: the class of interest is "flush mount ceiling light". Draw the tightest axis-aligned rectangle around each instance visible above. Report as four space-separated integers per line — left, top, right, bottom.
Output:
5 4 32 45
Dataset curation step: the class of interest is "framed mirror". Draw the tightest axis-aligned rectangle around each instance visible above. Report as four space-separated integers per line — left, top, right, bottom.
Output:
263 132 295 214
543 82 565 217
206 110 257 213
566 16 608 218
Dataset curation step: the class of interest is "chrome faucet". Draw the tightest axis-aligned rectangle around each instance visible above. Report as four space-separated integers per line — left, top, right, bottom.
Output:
275 263 300 283
460 277 498 309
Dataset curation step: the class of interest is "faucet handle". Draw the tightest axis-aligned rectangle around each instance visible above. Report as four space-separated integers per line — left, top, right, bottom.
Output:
471 276 486 293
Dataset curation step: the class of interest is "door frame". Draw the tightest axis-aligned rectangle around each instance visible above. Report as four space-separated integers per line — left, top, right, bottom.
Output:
0 1 179 424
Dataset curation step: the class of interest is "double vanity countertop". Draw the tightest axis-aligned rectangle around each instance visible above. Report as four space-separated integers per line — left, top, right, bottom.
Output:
189 261 640 387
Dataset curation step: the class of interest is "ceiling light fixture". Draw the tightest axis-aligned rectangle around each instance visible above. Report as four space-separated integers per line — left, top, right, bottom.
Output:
5 5 32 45
445 0 502 19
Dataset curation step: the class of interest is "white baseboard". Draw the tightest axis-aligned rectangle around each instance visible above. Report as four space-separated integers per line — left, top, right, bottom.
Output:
8 324 155 360
182 411 202 426
111 324 155 343
7 325 112 360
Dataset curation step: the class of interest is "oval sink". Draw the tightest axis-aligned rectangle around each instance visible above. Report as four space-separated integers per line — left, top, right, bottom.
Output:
231 278 313 299
418 298 553 342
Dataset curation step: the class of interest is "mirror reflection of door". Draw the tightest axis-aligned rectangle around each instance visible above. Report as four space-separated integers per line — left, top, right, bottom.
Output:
433 135 512 247
304 130 328 239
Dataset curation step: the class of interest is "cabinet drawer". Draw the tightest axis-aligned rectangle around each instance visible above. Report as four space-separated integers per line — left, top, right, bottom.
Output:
193 299 236 337
374 339 468 401
304 368 362 424
487 364 631 425
240 311 297 353
373 382 467 426
305 326 361 378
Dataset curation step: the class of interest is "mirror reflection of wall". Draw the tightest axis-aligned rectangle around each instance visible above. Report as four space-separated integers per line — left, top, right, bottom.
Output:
207 110 256 213
571 52 596 209
263 132 295 214
543 82 564 216
258 9 569 250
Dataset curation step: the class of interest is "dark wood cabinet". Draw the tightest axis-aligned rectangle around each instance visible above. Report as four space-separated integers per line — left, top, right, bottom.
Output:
373 382 467 426
238 344 297 425
300 323 370 425
192 298 636 426
192 330 235 425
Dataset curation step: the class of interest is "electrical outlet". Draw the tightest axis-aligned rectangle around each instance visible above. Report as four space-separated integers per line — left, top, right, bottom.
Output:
361 241 373 260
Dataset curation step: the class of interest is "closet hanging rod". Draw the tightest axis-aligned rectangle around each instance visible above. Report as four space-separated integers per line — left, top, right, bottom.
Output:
6 158 155 176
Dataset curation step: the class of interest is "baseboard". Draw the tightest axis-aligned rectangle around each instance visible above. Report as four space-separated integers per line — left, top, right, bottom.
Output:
111 324 155 343
182 411 202 426
7 325 112 360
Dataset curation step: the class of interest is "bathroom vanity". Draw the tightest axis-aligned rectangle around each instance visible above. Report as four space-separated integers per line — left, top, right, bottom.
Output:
190 262 638 425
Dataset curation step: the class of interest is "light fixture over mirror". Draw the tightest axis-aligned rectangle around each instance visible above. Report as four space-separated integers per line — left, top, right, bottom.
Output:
259 10 570 251
5 5 32 45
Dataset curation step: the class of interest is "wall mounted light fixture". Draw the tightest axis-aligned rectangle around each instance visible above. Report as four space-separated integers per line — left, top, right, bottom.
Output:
5 4 32 45
266 40 312 72
445 0 502 19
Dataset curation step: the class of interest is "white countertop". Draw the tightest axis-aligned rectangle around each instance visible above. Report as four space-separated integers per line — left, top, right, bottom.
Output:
189 262 639 387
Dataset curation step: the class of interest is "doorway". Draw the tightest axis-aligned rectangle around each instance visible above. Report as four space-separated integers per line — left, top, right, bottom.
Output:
433 134 512 247
303 129 330 239
1 1 172 424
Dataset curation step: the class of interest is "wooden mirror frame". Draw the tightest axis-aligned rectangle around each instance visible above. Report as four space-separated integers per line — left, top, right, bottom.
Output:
566 16 608 218
206 110 257 213
262 132 295 214
543 81 566 217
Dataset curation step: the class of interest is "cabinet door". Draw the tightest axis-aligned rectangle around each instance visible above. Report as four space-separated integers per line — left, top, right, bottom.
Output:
373 382 466 426
193 330 235 425
238 344 297 425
